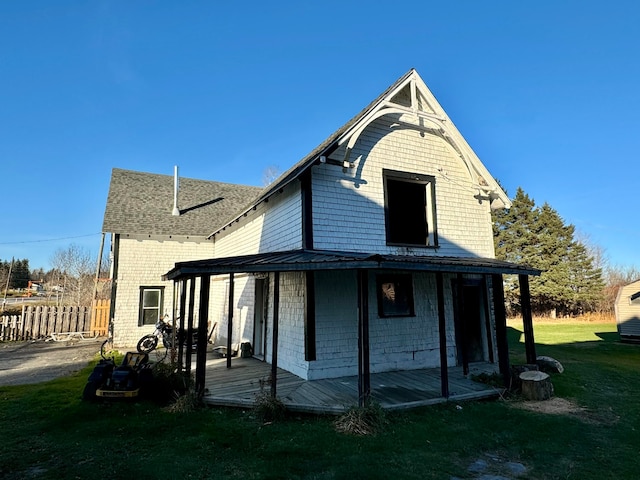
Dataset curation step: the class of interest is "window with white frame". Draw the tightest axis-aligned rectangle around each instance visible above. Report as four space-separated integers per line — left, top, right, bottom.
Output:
139 286 164 326
383 169 437 247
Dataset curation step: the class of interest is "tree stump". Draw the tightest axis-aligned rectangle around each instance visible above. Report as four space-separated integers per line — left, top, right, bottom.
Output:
519 371 554 400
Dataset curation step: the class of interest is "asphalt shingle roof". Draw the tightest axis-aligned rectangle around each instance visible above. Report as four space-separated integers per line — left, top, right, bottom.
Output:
102 168 262 237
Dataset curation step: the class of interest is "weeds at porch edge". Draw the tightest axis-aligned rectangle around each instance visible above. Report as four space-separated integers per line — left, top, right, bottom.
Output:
334 401 388 436
253 390 286 423
253 373 287 423
164 388 203 413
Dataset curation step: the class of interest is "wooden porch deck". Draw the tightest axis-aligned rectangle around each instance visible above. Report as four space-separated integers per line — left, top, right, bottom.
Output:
202 356 503 414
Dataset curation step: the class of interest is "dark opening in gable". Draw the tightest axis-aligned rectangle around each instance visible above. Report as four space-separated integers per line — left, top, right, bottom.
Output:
383 169 437 247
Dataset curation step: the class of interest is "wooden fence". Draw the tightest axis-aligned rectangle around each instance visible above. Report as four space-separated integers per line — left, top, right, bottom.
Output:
0 299 110 341
91 299 110 336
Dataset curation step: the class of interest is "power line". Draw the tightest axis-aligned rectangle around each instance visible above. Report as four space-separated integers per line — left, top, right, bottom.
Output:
0 233 102 245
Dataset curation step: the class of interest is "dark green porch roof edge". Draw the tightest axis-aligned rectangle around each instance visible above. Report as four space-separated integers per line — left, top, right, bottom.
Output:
162 249 541 280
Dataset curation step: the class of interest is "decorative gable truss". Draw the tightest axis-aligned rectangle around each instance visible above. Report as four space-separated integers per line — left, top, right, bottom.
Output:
335 70 510 211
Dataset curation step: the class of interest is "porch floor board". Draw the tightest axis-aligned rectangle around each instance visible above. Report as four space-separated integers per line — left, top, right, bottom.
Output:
202 356 502 414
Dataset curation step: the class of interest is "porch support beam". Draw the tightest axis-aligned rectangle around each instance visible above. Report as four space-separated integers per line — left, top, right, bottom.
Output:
491 274 511 388
271 272 280 398
177 278 187 369
185 277 196 381
195 275 210 396
226 273 234 369
304 271 316 361
436 272 449 398
519 274 537 364
357 269 371 406
300 171 314 249
456 273 469 376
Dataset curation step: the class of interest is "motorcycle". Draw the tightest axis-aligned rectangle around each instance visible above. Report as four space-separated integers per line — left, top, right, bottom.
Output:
136 316 199 361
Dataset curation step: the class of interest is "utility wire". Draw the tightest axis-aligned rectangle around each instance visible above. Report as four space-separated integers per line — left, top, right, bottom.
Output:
0 233 102 245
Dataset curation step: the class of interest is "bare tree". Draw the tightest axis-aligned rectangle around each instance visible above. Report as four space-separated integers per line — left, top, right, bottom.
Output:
50 244 95 306
575 231 608 271
602 263 640 313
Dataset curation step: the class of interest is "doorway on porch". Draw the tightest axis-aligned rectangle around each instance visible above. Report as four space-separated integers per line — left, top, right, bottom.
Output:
452 277 493 366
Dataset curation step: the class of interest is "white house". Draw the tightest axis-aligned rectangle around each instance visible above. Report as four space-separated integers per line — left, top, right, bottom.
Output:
102 168 262 347
157 69 540 407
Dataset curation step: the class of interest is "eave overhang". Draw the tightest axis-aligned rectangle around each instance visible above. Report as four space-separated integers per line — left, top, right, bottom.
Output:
163 249 541 281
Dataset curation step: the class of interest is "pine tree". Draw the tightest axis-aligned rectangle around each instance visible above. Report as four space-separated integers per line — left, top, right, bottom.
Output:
493 188 605 316
492 188 538 312
9 259 30 289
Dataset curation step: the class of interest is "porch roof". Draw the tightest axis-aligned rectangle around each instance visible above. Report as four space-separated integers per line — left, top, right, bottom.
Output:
163 248 541 280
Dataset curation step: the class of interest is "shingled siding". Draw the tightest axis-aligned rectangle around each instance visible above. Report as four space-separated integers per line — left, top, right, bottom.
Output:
214 182 302 257
208 272 307 372
209 273 256 349
312 116 495 258
308 270 358 379
306 270 460 380
616 280 640 338
264 271 309 379
113 237 214 347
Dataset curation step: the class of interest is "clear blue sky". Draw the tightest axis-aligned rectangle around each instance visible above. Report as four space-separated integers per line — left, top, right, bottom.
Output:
1 1 639 271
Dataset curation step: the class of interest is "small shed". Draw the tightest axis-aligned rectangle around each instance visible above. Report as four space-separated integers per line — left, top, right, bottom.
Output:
615 279 640 342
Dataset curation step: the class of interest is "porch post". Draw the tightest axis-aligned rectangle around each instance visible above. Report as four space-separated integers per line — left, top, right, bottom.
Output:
357 269 370 406
195 275 210 396
226 273 234 369
185 277 196 381
519 274 537 364
436 272 449 398
456 273 469 376
271 272 280 398
491 274 511 388
177 278 187 369
304 271 316 361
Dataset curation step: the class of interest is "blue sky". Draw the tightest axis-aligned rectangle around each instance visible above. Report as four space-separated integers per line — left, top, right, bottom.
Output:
1 1 639 271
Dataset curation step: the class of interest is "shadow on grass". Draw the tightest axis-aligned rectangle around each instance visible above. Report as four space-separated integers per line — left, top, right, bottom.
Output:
595 332 620 342
507 326 522 346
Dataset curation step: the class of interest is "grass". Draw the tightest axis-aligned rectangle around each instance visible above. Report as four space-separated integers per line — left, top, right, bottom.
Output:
1 320 639 479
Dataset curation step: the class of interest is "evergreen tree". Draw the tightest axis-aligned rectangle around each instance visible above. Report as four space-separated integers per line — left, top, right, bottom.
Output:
0 260 10 291
0 258 30 290
493 188 605 316
11 259 30 289
492 188 538 312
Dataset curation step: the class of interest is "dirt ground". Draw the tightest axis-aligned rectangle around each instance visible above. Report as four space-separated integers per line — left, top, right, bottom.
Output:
0 338 104 386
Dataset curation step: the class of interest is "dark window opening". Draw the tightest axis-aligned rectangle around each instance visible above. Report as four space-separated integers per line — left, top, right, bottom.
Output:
383 169 437 247
377 274 415 317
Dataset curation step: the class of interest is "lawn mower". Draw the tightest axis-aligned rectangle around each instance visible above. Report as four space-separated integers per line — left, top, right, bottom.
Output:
82 341 153 401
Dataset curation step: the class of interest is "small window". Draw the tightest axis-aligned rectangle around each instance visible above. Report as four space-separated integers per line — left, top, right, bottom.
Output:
377 274 415 317
139 286 164 326
630 292 640 305
383 169 437 247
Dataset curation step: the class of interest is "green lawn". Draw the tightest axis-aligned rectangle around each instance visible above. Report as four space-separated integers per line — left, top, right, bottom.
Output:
1 322 638 480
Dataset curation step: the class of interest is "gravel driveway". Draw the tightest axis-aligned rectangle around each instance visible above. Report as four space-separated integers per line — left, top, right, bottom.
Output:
0 338 104 386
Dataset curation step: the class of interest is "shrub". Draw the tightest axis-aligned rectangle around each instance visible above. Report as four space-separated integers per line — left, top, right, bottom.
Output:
148 362 194 404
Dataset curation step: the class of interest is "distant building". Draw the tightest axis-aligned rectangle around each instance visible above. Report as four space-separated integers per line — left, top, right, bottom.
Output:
615 279 640 342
